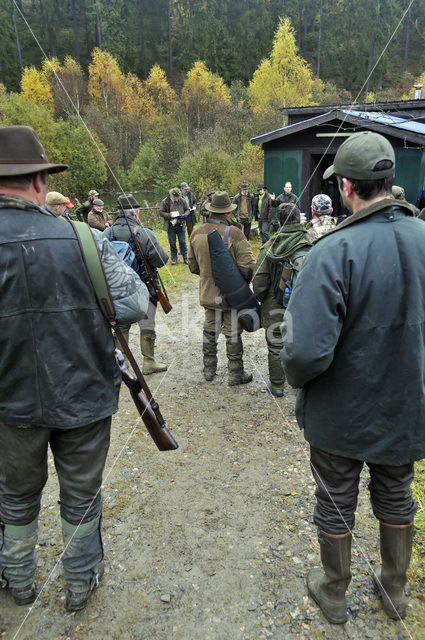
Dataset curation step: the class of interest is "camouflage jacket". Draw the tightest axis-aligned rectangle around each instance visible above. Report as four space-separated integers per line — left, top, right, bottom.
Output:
308 215 337 239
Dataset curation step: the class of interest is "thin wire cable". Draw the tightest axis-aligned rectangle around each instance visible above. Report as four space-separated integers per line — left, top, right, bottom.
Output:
246 355 415 634
8 0 417 634
11 0 177 285
11 358 176 640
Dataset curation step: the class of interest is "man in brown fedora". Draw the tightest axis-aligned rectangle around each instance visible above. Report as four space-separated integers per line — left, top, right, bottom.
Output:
0 126 148 611
188 191 255 385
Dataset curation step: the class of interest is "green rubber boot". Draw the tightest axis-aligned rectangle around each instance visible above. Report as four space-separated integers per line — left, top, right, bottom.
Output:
140 333 167 375
373 521 413 619
307 530 352 624
225 335 252 386
203 330 217 381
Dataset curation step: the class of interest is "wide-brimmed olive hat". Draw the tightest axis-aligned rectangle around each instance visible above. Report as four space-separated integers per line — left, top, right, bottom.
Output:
205 191 237 213
0 126 67 176
117 194 140 210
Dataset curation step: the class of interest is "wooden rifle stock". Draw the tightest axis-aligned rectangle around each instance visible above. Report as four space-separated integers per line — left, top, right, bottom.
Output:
115 327 178 451
120 365 178 451
132 232 172 314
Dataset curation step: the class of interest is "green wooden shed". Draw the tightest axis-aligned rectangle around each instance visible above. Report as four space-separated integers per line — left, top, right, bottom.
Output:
251 100 425 215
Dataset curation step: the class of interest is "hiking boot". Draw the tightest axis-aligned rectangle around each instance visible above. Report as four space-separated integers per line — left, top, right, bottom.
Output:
307 530 352 624
228 371 253 386
204 371 215 381
183 257 189 264
65 562 104 613
140 334 167 375
373 522 413 620
11 583 36 606
171 260 177 265
267 381 284 397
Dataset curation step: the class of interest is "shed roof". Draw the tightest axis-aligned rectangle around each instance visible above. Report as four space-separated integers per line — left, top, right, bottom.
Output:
251 109 425 147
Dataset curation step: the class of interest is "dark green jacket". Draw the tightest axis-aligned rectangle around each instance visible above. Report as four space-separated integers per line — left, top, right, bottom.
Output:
253 224 312 326
281 199 425 465
75 199 93 222
104 214 168 269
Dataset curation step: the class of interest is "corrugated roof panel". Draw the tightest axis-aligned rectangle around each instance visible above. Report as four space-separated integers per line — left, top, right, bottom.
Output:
342 110 425 135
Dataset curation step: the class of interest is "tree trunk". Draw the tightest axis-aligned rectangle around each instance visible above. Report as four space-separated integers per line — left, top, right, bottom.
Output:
96 0 103 50
168 0 173 77
71 0 80 62
12 8 23 72
403 19 410 72
365 33 376 94
317 0 323 78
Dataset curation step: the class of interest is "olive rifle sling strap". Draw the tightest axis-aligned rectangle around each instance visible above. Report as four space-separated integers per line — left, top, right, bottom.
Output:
70 220 116 323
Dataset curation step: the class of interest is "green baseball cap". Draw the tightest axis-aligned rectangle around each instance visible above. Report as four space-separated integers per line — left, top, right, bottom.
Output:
323 132 395 181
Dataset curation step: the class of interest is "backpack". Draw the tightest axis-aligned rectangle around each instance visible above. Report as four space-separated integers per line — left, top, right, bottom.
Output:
108 226 138 272
274 247 310 308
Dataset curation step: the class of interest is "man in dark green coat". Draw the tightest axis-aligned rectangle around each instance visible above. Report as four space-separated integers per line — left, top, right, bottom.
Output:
281 131 425 624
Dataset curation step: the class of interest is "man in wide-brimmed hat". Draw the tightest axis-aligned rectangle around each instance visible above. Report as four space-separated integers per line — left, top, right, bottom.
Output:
188 191 255 386
0 126 148 612
106 193 169 374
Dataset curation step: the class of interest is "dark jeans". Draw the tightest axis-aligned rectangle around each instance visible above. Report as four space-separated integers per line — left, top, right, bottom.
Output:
259 220 270 244
168 223 187 261
310 446 417 535
240 219 251 240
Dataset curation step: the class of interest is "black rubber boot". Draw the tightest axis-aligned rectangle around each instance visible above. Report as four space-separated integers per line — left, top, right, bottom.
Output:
373 521 413 620
307 530 352 624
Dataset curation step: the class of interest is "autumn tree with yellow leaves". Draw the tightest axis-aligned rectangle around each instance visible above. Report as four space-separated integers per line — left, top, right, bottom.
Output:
181 61 231 130
248 18 316 130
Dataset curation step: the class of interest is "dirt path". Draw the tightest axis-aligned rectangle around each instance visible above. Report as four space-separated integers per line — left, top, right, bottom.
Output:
1 274 424 640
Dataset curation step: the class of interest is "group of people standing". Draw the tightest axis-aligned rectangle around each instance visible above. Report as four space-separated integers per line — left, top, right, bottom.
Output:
1 124 425 629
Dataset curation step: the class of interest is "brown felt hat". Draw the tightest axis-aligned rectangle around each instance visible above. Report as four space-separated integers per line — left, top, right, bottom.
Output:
0 126 67 177
205 191 237 213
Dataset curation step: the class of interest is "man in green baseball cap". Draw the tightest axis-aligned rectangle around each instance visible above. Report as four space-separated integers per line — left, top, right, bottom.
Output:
281 131 425 624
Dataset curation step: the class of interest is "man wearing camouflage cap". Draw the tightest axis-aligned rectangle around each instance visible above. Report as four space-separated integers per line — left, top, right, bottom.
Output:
75 188 99 223
308 193 337 239
282 131 425 624
0 126 148 612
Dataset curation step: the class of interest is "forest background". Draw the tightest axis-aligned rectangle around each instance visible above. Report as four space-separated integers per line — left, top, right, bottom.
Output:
1 0 425 202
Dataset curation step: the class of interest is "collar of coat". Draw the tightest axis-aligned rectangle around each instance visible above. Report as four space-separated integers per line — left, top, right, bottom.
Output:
0 193 54 216
316 197 415 242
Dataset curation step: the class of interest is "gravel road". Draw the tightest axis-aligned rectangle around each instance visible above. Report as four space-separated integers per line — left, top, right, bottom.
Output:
1 273 424 640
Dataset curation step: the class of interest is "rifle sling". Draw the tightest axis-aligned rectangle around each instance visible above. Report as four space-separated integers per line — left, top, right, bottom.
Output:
71 221 154 400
